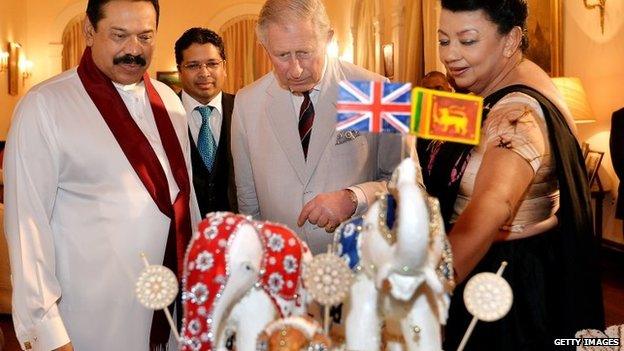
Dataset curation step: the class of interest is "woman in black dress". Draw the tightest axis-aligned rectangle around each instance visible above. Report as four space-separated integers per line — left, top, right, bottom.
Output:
418 0 605 349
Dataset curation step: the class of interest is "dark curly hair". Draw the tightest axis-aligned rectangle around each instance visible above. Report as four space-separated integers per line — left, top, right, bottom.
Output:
441 0 529 51
174 28 226 65
87 0 160 29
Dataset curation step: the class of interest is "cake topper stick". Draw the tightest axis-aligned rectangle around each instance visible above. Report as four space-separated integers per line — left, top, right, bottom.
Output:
457 261 513 351
303 245 353 335
136 252 181 342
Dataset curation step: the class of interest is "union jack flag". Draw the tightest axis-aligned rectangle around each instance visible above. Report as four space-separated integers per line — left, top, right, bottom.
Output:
336 80 412 134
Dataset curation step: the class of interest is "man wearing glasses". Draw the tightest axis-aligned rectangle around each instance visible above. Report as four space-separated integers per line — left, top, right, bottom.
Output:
175 28 237 217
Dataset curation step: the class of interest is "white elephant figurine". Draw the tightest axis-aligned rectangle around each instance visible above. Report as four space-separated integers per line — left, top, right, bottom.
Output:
336 158 455 351
180 212 313 351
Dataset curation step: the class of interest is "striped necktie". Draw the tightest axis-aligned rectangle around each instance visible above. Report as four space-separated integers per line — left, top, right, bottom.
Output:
298 91 315 159
196 105 217 172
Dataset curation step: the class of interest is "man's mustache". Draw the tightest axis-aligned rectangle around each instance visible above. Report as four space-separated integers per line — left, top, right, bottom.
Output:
113 54 147 66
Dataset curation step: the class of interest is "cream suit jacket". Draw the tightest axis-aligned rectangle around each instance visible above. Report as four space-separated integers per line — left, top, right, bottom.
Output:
231 58 402 253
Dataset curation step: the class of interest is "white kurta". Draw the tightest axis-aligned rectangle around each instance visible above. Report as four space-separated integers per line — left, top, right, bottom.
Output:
3 68 200 350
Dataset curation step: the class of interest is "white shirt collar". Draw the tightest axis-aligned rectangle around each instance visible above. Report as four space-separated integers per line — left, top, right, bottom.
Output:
288 56 328 113
112 81 145 96
181 90 223 116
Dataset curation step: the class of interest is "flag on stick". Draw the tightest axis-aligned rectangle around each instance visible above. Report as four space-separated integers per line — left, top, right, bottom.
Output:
336 80 412 134
412 87 483 145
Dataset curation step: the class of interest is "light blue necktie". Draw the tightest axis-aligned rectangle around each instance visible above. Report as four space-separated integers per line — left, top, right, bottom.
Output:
196 105 217 172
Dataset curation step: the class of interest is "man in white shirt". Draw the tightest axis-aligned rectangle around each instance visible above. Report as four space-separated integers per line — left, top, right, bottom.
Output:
231 0 401 254
3 0 198 350
175 28 237 218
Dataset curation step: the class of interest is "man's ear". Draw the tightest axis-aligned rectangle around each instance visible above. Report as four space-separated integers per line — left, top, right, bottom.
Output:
84 17 96 46
326 29 334 45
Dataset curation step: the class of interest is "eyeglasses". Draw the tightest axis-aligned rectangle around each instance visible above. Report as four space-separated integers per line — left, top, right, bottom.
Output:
181 60 224 71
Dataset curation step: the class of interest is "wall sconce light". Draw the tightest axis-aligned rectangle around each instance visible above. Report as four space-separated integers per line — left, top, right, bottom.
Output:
20 58 33 85
0 51 8 73
583 0 606 34
382 43 394 79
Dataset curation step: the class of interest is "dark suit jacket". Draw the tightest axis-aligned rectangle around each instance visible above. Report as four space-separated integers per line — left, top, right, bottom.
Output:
181 92 238 217
610 107 624 218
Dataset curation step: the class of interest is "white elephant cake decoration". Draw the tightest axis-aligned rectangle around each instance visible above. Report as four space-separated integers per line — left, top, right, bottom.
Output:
335 157 455 351
180 212 312 351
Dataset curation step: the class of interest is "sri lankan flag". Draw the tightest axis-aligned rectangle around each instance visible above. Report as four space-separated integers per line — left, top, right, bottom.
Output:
411 87 484 145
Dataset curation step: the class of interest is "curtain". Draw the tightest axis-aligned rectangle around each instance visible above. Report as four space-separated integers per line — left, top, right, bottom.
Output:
397 0 425 85
352 0 380 73
422 0 444 75
62 16 86 71
220 16 271 93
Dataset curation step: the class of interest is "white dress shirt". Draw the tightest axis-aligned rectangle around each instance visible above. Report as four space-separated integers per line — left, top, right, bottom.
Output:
182 90 223 146
4 68 199 351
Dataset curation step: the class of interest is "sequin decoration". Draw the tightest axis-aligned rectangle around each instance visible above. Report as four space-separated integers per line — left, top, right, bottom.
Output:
188 319 201 335
283 255 298 274
187 337 201 351
190 283 209 304
463 272 513 322
135 264 178 310
203 226 219 240
259 222 306 311
195 251 214 272
267 272 285 293
303 253 353 306
267 233 285 252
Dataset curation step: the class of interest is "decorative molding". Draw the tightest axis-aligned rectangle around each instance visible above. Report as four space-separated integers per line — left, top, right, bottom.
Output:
51 1 87 44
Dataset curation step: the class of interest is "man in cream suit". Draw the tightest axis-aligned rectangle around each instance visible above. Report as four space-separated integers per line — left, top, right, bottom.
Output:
231 0 401 254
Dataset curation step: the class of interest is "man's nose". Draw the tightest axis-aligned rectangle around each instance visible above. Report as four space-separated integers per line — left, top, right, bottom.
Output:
198 64 211 76
288 57 303 79
123 36 143 56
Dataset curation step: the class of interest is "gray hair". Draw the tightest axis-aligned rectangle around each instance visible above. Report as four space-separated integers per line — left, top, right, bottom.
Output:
256 0 331 45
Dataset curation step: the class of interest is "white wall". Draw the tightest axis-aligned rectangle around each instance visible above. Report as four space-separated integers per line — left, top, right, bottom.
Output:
0 0 27 140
